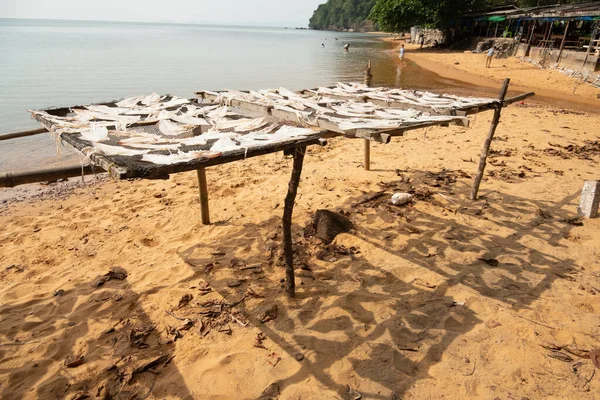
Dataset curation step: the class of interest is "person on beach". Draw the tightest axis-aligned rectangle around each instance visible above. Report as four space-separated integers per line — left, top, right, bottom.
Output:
485 46 495 68
399 44 405 60
344 43 350 52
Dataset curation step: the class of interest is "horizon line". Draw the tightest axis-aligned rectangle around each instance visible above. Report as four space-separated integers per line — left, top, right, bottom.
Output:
0 16 310 29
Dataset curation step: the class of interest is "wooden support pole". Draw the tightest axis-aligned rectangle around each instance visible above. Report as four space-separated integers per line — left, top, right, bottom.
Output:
528 20 538 46
197 168 210 225
557 20 571 63
283 147 306 298
581 22 599 73
363 139 371 171
363 60 373 171
543 21 551 42
470 78 511 201
0 127 48 142
0 165 97 188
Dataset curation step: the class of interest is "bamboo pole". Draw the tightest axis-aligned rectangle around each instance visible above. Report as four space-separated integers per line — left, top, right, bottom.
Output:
363 60 373 171
0 128 48 142
470 78 511 201
283 147 306 297
197 168 210 225
0 165 97 188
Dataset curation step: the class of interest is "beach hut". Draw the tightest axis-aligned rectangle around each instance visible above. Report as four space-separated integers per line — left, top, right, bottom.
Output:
468 2 600 72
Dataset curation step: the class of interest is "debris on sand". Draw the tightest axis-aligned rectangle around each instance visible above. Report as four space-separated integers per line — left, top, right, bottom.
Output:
259 305 278 323
412 278 437 289
257 382 280 400
346 384 362 400
544 141 600 160
352 191 386 207
125 354 174 384
164 317 194 342
313 210 353 244
478 258 499 267
316 244 360 262
227 278 246 288
487 167 526 182
267 352 282 367
198 282 213 295
489 149 514 158
590 349 600 369
129 325 155 348
254 333 268 349
64 355 85 368
91 266 128 288
391 193 412 206
547 351 574 363
177 294 193 308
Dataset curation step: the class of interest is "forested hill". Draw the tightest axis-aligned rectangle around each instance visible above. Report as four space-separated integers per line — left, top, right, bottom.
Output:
308 0 377 31
309 0 584 32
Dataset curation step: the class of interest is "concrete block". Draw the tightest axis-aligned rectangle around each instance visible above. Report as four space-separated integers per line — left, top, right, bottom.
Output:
578 181 600 219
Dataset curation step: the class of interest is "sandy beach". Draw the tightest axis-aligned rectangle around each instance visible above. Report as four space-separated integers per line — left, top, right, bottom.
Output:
383 36 600 112
2 48 600 399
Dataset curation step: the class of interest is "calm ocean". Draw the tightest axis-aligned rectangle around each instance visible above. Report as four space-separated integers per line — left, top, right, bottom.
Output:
0 19 470 172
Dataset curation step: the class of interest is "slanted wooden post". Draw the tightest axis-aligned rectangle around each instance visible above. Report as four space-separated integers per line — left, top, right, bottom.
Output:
283 147 306 297
471 78 510 201
197 168 210 225
363 60 373 171
557 20 571 63
581 22 599 72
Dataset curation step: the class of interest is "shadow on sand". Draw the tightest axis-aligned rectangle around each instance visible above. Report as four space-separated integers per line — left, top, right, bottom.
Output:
0 274 194 399
178 169 580 398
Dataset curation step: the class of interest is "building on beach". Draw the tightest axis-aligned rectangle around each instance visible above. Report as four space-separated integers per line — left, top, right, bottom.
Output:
467 2 600 72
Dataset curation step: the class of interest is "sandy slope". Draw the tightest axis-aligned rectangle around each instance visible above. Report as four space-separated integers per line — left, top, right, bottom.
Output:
1 99 600 399
383 37 600 111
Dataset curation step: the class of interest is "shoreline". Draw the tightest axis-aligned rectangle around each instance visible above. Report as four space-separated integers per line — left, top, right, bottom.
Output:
380 36 600 113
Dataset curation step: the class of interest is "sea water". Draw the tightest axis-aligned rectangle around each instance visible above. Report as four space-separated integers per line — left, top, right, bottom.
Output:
0 19 470 172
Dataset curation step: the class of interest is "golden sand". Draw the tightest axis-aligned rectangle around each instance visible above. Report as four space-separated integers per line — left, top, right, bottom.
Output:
1 47 600 399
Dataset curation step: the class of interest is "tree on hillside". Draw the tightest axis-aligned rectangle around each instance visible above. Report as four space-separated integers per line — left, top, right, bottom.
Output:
368 0 585 32
309 0 377 31
310 0 586 32
369 0 487 32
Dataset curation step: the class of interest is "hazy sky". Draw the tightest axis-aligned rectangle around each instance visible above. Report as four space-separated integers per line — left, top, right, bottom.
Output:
0 0 326 27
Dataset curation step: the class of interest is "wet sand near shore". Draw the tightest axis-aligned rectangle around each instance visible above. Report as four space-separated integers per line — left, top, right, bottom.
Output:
1 39 600 400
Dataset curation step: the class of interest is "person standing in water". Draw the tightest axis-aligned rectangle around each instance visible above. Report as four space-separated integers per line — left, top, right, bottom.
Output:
399 44 405 60
344 43 350 52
